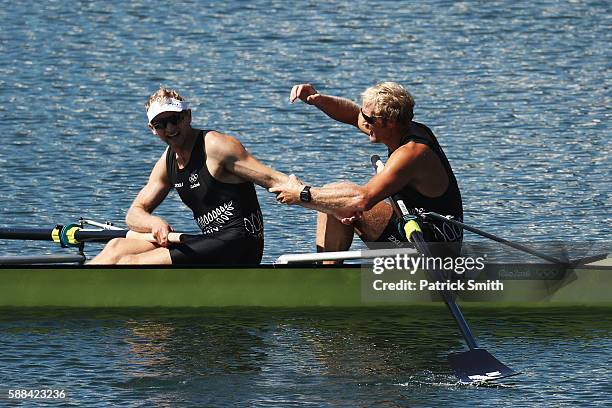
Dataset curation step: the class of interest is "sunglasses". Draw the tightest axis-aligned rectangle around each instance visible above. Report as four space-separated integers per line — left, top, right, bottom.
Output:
150 112 183 130
360 108 382 125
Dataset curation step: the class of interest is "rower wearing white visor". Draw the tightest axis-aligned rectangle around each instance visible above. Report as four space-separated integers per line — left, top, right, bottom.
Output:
90 86 290 265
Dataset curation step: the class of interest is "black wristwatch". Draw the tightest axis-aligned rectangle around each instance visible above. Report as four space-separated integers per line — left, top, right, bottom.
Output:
300 186 312 203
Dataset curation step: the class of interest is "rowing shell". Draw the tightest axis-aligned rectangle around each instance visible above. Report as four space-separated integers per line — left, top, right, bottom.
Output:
0 257 609 308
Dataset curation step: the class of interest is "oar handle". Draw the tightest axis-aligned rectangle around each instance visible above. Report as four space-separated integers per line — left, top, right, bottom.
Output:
371 154 479 350
125 231 186 243
371 155 385 174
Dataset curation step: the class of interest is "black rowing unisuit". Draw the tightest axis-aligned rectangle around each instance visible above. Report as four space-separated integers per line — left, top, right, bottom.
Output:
165 130 264 240
391 121 464 244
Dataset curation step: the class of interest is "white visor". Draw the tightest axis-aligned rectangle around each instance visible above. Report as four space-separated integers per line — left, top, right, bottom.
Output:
147 98 190 122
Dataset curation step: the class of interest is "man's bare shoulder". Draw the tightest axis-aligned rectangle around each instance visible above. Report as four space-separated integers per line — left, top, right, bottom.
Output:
203 130 227 147
203 130 243 159
391 141 433 164
391 139 447 192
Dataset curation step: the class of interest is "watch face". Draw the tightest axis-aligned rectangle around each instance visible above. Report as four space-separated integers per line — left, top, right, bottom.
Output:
300 186 311 202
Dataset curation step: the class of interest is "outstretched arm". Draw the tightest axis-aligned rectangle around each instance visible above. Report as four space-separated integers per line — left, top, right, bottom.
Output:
269 146 422 218
206 131 290 190
290 83 361 128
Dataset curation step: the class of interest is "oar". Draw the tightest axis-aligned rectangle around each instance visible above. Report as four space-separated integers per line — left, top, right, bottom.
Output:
0 225 191 246
420 212 568 265
0 254 87 265
371 155 518 383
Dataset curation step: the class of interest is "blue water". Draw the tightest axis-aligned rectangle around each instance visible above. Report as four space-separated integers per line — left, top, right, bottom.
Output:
0 0 609 263
0 307 611 407
0 0 610 406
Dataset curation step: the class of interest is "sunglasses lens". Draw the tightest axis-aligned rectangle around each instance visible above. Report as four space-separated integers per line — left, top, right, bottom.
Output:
152 112 182 130
361 109 374 124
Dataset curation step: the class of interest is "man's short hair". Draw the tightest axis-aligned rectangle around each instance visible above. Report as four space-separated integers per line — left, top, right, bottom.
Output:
361 82 414 126
145 86 185 112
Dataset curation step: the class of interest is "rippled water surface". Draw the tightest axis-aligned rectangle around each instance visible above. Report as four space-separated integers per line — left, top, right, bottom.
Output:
0 0 609 262
0 307 611 407
0 0 610 406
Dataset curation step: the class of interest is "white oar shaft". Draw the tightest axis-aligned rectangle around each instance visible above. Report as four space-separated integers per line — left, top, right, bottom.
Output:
275 247 417 264
125 231 185 243
372 157 385 173
81 219 122 230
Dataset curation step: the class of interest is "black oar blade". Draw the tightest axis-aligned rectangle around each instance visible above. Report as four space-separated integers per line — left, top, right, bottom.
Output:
448 349 520 384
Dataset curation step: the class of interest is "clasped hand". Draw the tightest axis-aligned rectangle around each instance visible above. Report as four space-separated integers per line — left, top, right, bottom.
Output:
151 219 173 247
269 174 303 205
270 176 363 225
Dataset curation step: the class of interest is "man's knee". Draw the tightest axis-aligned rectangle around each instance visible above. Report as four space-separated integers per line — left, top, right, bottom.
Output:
355 204 394 242
316 211 354 253
316 211 332 226
105 237 127 251
88 238 126 264
117 254 139 265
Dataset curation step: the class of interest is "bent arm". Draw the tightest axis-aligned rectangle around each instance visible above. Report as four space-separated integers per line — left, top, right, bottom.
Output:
311 94 361 128
290 84 361 127
309 159 410 213
125 152 172 232
270 147 419 216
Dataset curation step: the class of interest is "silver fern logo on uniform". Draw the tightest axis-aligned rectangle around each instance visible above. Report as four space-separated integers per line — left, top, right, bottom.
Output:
431 217 463 242
196 201 234 234
189 172 200 189
244 210 263 238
